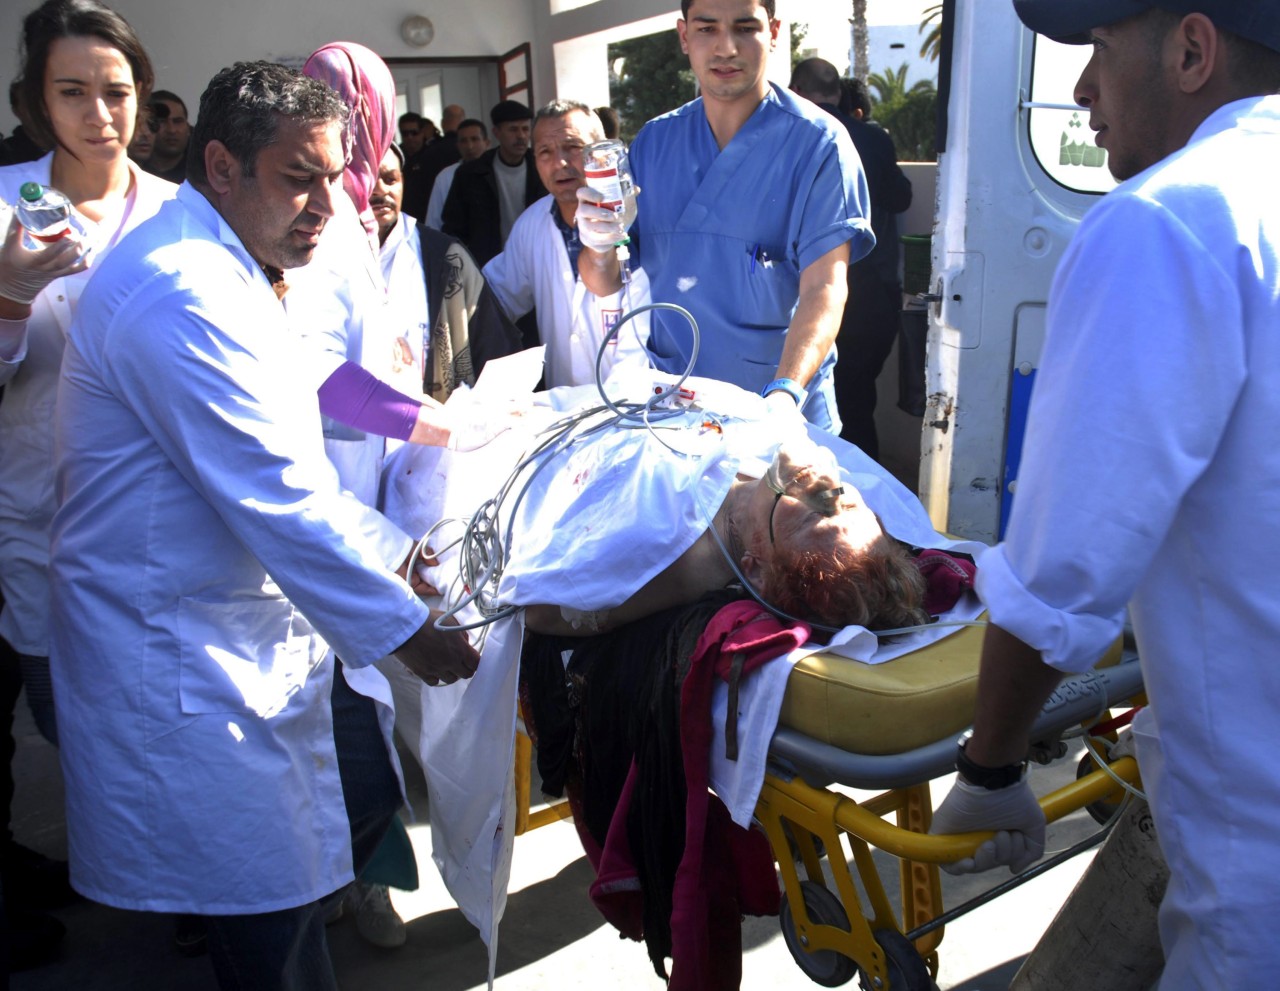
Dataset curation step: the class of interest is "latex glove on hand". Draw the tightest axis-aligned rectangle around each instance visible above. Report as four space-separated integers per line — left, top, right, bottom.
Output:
0 211 88 306
762 388 807 427
444 397 532 452
575 186 628 253
930 774 1046 874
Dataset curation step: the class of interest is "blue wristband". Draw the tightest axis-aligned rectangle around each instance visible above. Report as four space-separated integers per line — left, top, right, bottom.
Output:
761 377 807 407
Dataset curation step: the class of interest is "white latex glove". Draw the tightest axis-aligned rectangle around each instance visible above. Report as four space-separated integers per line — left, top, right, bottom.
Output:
762 388 806 427
444 398 530 452
0 211 88 305
575 186 628 252
930 775 1046 875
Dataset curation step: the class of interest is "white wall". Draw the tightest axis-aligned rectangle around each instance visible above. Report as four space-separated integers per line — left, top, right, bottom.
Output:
1 0 535 134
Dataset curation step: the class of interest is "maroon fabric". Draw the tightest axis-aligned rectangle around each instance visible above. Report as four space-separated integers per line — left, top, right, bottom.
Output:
583 600 808 989
667 601 809 991
916 548 978 615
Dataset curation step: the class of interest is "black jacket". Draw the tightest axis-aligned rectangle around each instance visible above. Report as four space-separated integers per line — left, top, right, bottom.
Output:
440 147 543 266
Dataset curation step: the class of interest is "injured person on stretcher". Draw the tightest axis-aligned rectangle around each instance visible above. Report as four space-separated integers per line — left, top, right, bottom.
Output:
521 429 932 638
377 354 987 978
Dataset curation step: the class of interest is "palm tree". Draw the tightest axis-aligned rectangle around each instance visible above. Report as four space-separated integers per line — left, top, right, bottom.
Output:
850 0 869 81
919 3 943 62
867 62 933 104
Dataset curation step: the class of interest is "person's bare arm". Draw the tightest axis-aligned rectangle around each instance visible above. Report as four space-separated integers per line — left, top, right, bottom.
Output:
577 243 622 299
965 623 1065 765
773 241 850 388
392 611 480 686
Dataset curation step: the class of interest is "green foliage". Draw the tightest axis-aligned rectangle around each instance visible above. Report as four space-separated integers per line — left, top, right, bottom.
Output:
919 3 943 62
607 30 697 144
863 62 937 161
790 21 809 73
867 63 934 104
872 86 938 162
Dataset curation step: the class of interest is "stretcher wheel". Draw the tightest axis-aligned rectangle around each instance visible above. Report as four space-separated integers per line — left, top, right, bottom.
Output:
864 929 937 991
1076 751 1124 825
780 880 858 987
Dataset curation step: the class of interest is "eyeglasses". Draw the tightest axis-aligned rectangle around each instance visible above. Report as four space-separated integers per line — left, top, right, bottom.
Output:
763 472 843 546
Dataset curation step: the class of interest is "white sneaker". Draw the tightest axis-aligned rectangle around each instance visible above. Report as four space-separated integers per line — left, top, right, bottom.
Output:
350 881 406 949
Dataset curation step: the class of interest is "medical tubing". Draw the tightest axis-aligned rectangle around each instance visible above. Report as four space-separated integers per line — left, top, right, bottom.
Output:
1081 730 1148 802
691 480 846 636
592 301 700 420
430 404 622 632
431 301 708 635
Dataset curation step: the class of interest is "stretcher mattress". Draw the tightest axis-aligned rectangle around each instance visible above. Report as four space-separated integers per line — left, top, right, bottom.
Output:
776 615 1123 756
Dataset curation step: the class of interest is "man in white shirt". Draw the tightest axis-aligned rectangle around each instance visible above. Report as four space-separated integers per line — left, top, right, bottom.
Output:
425 117 489 229
931 3 1280 986
483 101 650 388
50 62 477 991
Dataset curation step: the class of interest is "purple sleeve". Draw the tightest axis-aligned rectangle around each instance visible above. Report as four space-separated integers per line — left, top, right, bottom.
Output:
316 360 421 442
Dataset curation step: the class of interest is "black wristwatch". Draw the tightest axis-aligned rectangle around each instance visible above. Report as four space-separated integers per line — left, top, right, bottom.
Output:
955 732 1027 790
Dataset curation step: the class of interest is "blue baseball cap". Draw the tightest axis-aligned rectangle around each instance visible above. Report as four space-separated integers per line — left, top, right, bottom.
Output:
1013 0 1280 53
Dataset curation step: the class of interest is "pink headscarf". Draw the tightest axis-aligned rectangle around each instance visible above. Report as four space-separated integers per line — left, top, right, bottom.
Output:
302 41 396 239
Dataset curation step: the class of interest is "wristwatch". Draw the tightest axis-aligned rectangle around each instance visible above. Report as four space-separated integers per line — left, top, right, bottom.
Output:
761 377 807 407
955 732 1027 790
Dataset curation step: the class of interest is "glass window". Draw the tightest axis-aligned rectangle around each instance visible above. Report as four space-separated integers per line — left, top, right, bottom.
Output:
1027 38 1116 195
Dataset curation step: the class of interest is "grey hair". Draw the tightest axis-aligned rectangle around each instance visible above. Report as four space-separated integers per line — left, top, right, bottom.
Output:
533 99 604 140
188 60 349 187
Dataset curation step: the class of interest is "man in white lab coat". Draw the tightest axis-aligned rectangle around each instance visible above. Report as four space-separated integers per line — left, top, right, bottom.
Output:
49 62 478 991
483 101 650 389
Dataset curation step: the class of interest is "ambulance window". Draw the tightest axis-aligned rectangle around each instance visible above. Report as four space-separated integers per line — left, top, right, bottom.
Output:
1027 37 1117 195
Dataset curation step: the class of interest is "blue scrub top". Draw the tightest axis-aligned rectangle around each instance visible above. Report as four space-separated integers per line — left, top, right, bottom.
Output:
630 84 872 415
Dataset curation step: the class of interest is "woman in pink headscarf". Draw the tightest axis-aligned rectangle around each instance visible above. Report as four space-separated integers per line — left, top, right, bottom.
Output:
302 41 396 247
292 41 520 466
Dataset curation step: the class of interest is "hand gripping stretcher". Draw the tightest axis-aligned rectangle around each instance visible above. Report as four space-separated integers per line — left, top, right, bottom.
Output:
514 617 1144 991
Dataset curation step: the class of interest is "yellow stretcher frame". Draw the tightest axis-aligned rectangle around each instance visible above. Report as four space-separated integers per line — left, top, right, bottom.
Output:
512 656 1144 991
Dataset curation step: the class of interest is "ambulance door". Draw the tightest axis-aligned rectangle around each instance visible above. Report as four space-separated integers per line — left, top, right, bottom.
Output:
916 1 1113 542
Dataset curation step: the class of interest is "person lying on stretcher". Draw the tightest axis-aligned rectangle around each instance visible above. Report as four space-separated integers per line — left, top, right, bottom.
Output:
522 433 931 637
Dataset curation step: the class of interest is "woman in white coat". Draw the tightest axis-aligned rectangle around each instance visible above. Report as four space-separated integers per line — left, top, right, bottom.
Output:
0 0 175 741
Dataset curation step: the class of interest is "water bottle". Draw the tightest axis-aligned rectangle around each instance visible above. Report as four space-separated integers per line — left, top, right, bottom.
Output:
17 182 73 245
582 139 638 232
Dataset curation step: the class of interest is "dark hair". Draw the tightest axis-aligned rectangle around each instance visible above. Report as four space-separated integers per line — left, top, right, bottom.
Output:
490 99 532 126
14 0 155 155
790 57 843 104
399 111 423 128
456 117 486 134
149 88 186 115
763 535 930 632
187 61 348 188
841 77 872 119
681 0 775 20
594 105 620 139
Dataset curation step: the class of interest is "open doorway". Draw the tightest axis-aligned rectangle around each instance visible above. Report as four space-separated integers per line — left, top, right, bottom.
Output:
385 43 533 131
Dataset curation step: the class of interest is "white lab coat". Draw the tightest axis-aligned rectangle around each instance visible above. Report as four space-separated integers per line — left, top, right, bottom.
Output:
377 211 431 405
285 193 417 507
50 184 426 914
976 97 1280 988
0 154 175 655
483 194 651 389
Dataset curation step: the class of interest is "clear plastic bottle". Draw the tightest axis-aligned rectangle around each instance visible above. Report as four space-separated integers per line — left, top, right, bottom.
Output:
17 182 73 245
582 139 638 232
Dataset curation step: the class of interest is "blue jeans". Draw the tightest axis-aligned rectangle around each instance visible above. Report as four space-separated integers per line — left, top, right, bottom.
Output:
204 662 401 991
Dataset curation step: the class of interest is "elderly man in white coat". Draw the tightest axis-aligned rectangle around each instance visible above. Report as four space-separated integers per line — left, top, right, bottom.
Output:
483 101 651 389
49 62 478 991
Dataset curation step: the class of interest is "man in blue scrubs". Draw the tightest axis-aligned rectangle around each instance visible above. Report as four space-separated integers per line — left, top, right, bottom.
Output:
578 0 871 430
